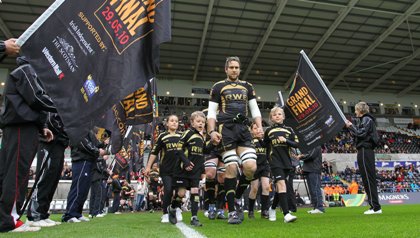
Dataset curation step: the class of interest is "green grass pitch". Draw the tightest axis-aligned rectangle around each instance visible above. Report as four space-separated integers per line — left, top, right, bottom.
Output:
3 205 419 238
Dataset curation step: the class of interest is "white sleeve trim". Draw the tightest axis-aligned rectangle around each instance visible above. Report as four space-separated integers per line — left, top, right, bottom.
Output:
207 101 218 120
249 98 261 119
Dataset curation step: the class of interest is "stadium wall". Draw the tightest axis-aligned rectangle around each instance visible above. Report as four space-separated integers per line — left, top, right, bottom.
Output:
324 153 420 172
157 79 420 115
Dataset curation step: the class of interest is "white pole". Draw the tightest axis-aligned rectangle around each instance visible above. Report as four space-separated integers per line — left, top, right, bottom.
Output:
16 0 65 46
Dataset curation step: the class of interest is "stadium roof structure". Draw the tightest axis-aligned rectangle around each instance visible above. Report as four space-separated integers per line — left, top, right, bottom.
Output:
1 0 420 96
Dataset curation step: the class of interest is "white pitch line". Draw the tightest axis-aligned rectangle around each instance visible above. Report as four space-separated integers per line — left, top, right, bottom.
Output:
175 222 206 238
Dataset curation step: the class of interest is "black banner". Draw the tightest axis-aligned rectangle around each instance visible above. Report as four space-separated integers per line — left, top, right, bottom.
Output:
17 0 170 144
285 50 345 153
111 79 154 154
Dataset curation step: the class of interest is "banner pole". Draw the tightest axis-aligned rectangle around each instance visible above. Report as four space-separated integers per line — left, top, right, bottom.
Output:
277 91 284 108
16 0 65 46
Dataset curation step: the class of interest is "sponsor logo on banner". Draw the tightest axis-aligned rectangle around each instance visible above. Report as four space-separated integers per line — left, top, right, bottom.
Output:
81 74 99 102
95 0 157 54
42 47 65 80
53 36 79 73
68 20 96 55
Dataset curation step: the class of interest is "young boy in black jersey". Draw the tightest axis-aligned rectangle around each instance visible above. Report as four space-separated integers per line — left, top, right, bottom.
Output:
248 122 271 219
264 107 299 223
145 115 181 223
168 111 214 227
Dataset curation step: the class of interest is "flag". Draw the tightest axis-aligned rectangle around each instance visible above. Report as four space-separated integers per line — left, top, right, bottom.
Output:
16 0 171 144
284 50 346 153
110 78 154 154
113 148 129 174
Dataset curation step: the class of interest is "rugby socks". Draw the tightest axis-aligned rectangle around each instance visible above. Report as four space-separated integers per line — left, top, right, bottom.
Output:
235 175 251 200
248 198 256 212
171 195 182 209
203 190 209 211
271 193 279 210
206 179 216 205
217 184 226 210
149 201 154 210
261 195 270 212
225 177 237 212
190 194 199 217
278 193 289 215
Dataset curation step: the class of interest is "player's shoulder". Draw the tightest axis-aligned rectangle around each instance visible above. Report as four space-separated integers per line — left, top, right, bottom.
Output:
283 125 295 132
182 129 194 137
158 131 169 138
239 80 254 88
211 80 226 88
283 124 293 130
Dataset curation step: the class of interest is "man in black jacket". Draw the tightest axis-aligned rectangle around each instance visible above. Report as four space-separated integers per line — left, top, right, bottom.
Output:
0 57 56 233
89 153 110 218
346 102 382 215
61 129 108 223
297 146 324 214
27 113 69 227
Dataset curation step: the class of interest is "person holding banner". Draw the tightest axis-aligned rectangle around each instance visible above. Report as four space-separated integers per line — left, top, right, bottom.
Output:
345 102 382 215
0 57 56 233
207 56 263 224
264 107 298 223
26 113 69 227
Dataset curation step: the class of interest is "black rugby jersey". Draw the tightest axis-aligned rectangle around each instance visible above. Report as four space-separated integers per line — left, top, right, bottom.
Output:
150 131 181 176
149 170 161 192
253 138 269 167
263 124 299 169
209 79 256 123
174 128 214 179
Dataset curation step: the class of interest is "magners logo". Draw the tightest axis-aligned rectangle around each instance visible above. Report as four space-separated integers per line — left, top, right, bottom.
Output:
95 0 157 54
287 74 321 121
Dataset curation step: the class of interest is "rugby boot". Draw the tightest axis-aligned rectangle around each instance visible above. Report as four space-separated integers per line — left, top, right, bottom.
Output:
190 216 203 227
167 207 177 224
228 211 242 225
